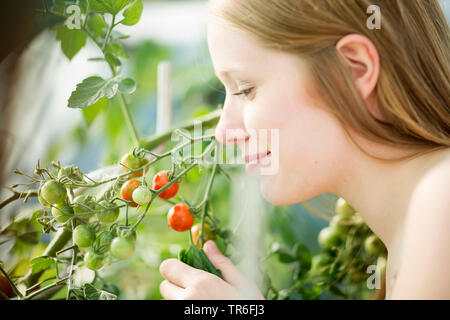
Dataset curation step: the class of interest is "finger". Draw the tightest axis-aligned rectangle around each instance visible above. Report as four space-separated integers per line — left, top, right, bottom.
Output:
159 280 186 300
203 240 245 287
159 258 201 288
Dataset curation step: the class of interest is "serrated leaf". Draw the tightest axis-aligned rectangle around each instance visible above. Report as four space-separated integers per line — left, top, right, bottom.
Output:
30 256 54 274
82 97 108 126
122 0 143 26
118 78 136 94
90 0 133 15
55 25 87 60
106 42 128 58
68 76 120 109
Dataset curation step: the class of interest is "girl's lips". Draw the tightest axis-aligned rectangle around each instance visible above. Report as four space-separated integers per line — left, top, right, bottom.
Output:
245 151 272 173
244 151 271 163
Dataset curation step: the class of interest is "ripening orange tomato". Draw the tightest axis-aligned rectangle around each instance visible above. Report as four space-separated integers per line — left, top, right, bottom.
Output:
120 179 140 207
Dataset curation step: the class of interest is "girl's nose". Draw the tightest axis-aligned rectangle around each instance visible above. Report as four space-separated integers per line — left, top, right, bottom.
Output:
214 96 249 145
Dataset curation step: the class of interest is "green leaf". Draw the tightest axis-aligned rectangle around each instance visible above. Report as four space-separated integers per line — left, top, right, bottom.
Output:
179 245 222 279
274 248 296 263
105 52 121 66
86 14 107 37
68 76 120 109
52 0 66 14
294 242 312 269
83 283 117 300
30 256 54 274
90 0 133 15
55 25 87 60
118 78 136 94
78 0 89 14
82 97 108 126
106 42 128 58
121 0 143 26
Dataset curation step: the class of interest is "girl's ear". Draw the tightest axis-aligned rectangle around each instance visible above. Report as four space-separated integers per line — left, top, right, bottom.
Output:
336 34 386 122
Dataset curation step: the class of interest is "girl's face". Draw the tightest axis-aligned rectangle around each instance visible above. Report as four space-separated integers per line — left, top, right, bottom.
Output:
207 18 351 206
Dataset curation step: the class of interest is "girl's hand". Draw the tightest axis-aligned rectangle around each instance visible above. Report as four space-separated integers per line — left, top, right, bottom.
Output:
159 240 265 300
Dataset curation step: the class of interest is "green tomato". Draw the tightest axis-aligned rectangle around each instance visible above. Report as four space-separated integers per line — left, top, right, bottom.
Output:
40 180 67 206
38 191 51 207
132 186 152 206
94 231 114 254
318 226 341 250
73 224 95 248
329 214 351 235
95 200 120 223
84 251 104 270
51 202 74 223
364 234 386 256
72 195 96 217
110 237 134 259
334 197 355 218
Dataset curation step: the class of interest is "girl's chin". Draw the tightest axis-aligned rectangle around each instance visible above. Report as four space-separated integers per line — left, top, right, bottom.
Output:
259 177 290 206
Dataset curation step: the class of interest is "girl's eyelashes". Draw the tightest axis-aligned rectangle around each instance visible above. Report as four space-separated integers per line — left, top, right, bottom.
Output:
232 87 254 98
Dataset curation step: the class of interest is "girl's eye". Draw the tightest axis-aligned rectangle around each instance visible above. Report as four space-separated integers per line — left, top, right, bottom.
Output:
232 87 254 98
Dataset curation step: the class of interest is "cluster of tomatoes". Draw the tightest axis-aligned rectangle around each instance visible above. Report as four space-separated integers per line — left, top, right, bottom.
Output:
35 151 218 272
119 152 215 247
310 198 387 283
38 164 137 270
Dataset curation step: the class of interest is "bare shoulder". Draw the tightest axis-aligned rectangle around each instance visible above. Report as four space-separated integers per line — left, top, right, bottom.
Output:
390 148 450 299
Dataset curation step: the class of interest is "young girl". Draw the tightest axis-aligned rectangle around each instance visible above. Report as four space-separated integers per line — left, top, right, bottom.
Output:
159 0 450 299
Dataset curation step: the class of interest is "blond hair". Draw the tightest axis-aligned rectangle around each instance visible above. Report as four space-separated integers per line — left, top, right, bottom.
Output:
208 0 450 161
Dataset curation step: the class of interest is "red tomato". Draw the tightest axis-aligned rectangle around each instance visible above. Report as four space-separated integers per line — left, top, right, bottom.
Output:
152 170 179 199
168 203 194 232
120 179 140 207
